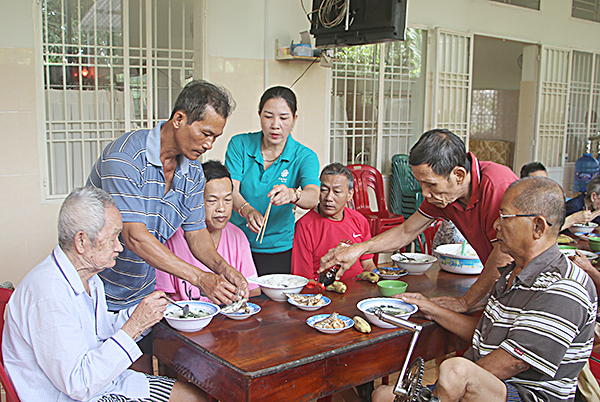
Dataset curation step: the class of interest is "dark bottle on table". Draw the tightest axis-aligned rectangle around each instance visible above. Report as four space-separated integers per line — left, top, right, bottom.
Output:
319 240 352 286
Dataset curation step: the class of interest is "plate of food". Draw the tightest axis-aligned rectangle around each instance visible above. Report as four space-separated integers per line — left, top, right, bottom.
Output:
575 232 600 241
560 249 598 261
286 293 331 311
220 302 261 320
306 312 354 334
373 267 408 280
558 234 575 244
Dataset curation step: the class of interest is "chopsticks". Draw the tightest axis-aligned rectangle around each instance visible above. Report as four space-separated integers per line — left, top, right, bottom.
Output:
256 197 273 244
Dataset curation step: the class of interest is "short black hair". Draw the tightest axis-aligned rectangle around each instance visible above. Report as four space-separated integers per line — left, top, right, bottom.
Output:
259 86 297 115
202 160 232 185
170 80 236 123
520 162 547 178
320 163 354 190
408 129 471 178
508 177 565 235
585 175 600 200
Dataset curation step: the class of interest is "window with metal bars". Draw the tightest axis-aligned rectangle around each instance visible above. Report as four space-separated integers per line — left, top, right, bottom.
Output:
573 0 600 23
488 0 540 10
566 50 600 162
41 0 196 198
330 29 426 175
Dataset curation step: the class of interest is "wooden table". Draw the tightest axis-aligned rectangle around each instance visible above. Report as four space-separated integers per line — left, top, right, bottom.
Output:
153 264 482 402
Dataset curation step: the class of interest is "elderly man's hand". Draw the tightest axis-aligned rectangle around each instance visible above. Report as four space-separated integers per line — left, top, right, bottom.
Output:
220 266 250 301
195 271 240 305
428 296 470 313
319 243 365 279
395 292 441 321
122 291 168 340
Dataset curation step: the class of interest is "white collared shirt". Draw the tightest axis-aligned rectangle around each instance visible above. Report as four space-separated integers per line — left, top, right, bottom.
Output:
2 246 148 402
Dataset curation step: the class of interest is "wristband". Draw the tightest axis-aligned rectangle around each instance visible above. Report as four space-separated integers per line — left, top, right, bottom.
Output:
238 202 250 217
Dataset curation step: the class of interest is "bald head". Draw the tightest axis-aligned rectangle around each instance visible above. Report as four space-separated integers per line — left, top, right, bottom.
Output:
506 177 565 237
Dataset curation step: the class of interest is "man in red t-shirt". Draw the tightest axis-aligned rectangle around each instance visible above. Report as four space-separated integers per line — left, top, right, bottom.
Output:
292 163 376 281
321 129 518 313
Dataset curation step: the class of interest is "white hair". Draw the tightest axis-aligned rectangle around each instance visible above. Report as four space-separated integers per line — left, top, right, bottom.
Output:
58 187 117 251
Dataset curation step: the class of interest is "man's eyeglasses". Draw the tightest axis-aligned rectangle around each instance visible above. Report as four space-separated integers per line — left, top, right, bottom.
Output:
499 212 553 226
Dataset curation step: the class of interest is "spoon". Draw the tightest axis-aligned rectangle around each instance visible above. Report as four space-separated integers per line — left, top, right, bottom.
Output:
397 252 417 261
163 296 190 317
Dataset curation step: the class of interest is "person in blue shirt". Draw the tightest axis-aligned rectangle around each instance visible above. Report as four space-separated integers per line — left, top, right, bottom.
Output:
225 86 320 275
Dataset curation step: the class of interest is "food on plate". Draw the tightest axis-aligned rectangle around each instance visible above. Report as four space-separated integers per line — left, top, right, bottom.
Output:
357 271 379 283
353 316 372 333
286 293 326 306
166 309 210 319
221 300 251 314
558 234 574 244
314 312 346 329
325 281 347 294
366 305 411 317
376 267 407 276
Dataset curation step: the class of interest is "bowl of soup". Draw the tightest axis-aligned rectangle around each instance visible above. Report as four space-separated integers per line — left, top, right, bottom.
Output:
164 301 220 332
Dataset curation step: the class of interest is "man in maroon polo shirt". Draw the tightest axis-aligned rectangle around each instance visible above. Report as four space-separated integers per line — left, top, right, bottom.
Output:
321 129 518 312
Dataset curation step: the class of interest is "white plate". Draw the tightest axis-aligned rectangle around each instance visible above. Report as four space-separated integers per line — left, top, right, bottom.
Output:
306 313 353 334
373 267 408 280
560 249 598 260
220 302 261 320
287 294 331 311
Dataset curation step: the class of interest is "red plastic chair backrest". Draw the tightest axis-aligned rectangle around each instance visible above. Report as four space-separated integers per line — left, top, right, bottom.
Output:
347 164 389 215
0 287 20 402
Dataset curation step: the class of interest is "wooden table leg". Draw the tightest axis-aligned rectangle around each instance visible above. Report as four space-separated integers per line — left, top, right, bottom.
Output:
317 396 333 402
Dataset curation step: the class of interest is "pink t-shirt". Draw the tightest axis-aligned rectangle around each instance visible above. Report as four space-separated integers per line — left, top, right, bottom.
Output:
157 223 259 301
292 208 374 281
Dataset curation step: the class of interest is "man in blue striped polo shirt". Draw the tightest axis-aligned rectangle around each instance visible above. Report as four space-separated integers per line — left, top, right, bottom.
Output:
374 177 597 402
88 80 249 314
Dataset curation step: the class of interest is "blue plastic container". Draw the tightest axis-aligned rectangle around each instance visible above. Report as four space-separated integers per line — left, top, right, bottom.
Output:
574 153 599 193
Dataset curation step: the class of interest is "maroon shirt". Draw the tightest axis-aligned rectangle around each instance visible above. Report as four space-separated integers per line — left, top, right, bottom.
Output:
418 152 518 264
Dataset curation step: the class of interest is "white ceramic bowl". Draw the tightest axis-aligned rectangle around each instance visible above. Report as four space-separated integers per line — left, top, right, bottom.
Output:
164 301 220 332
435 243 483 275
306 313 354 334
390 253 437 275
560 249 598 261
571 222 598 234
220 302 261 320
287 294 331 311
251 274 309 302
373 267 408 280
356 297 418 329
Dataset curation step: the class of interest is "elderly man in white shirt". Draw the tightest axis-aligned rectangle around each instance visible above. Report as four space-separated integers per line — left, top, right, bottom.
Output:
2 187 207 402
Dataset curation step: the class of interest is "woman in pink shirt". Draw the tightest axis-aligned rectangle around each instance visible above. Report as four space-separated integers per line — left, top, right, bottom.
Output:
156 160 260 301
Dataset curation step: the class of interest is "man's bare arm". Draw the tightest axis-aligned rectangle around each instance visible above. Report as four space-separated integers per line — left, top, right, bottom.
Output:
476 348 530 380
121 222 239 304
431 241 511 313
320 212 434 278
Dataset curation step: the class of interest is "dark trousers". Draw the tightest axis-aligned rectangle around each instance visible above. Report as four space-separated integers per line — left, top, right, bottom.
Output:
252 249 292 275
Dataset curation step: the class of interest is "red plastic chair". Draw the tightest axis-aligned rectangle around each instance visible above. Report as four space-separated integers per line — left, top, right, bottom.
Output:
416 219 443 255
348 164 405 264
0 287 20 402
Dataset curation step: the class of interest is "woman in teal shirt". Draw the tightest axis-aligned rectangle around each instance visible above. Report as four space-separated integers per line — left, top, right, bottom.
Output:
225 86 320 275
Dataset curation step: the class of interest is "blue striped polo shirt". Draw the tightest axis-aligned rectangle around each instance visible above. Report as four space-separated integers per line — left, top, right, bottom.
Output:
87 121 206 310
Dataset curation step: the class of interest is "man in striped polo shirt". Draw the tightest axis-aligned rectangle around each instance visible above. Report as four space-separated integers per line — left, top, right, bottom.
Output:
374 177 597 402
88 81 249 313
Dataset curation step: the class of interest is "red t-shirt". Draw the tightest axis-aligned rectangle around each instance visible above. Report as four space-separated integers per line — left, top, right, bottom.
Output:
292 208 374 281
418 152 518 264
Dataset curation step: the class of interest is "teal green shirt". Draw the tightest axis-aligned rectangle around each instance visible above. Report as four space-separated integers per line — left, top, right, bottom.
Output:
225 131 320 253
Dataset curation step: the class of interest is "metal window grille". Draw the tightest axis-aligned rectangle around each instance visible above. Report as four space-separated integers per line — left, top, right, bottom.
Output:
573 0 600 23
488 0 540 10
534 47 571 168
41 0 195 198
434 29 473 146
567 51 600 161
330 29 423 174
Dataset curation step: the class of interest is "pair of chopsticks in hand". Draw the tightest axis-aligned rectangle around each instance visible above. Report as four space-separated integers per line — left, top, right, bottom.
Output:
255 197 273 244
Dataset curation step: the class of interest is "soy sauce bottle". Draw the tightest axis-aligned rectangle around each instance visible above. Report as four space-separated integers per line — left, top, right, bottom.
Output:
319 239 352 286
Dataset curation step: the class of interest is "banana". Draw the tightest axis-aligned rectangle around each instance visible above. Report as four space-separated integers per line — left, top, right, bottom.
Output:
357 271 379 283
353 316 372 333
325 281 347 294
